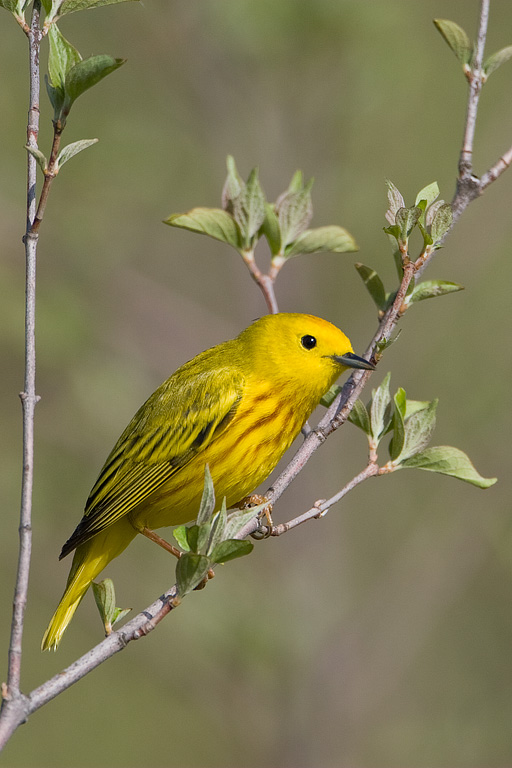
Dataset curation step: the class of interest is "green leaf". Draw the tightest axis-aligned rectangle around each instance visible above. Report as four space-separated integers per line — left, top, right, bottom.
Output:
92 578 116 625
375 332 401 354
176 553 210 597
393 399 438 463
25 144 48 172
0 0 23 12
48 23 82 91
209 539 253 564
370 372 392 441
276 177 313 248
407 280 464 304
244 168 266 238
348 399 371 436
399 446 497 488
384 178 405 225
164 207 242 250
172 525 191 552
394 387 407 420
414 181 439 210
207 499 228 556
45 76 65 117
425 200 444 228
404 399 432 420
430 203 453 244
185 524 201 553
383 224 401 240
286 169 304 194
111 607 131 627
354 263 387 312
63 54 125 114
232 167 266 246
395 206 422 241
196 465 215 525
285 226 357 258
92 578 130 632
222 156 243 210
56 138 98 169
418 222 434 248
261 203 281 256
320 384 341 408
433 19 473 67
57 0 139 15
389 388 406 460
483 46 512 79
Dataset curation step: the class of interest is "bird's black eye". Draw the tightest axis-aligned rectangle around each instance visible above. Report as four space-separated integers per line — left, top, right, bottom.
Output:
301 335 317 350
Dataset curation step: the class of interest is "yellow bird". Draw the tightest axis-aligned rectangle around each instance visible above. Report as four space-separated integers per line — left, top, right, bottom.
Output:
42 313 373 650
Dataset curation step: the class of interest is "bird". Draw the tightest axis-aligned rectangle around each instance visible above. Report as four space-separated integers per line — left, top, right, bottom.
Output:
42 313 374 650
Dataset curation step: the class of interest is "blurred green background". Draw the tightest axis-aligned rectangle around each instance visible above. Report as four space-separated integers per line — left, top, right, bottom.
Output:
1 1 512 765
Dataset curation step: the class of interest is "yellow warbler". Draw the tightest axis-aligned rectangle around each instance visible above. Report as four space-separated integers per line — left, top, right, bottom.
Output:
42 313 373 650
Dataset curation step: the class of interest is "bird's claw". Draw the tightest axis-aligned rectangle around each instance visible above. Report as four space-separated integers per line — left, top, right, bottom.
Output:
237 494 275 539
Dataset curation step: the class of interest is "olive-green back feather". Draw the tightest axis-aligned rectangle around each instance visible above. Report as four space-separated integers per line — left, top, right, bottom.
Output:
60 347 244 558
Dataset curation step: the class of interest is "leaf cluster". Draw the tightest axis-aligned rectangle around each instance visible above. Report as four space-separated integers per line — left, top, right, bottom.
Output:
165 156 358 270
349 373 496 488
434 17 512 82
355 180 459 319
172 467 264 597
1 0 135 177
46 24 125 130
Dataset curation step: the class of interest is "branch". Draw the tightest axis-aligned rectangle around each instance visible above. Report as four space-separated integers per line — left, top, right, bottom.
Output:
269 462 380 537
458 0 489 180
0 586 181 748
5 1 42 706
28 126 63 235
241 249 279 313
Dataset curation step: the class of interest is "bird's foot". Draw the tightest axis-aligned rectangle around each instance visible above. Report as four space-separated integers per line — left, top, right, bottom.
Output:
237 494 274 539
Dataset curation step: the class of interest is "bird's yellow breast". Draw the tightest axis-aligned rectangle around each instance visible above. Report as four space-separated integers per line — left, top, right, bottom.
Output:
128 380 309 531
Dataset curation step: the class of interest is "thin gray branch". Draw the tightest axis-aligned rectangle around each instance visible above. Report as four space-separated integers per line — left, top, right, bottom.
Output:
6 1 42 703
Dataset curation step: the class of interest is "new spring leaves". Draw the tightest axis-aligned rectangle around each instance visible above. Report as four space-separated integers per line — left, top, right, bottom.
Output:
3 0 136 174
165 156 359 272
355 180 459 321
172 467 268 598
434 17 512 82
349 373 496 489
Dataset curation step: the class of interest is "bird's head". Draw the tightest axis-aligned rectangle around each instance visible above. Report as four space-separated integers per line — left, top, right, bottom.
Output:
241 313 374 400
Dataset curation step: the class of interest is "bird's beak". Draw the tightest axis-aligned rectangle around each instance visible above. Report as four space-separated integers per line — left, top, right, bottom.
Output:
333 352 375 370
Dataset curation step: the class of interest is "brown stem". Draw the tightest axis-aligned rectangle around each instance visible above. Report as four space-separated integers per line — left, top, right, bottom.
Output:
29 127 62 235
241 250 279 313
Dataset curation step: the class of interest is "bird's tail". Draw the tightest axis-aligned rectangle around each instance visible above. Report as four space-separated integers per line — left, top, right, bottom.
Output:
42 518 137 651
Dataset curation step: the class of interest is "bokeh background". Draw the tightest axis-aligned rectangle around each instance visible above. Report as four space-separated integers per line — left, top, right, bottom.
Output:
1 1 512 766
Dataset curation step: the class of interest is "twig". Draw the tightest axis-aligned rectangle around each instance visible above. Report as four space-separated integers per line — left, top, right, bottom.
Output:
459 0 489 180
241 249 279 313
0 587 181 749
452 0 490 222
5 1 42 704
269 462 380 537
29 127 63 235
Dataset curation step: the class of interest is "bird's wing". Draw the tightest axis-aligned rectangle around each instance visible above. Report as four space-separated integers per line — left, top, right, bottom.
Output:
59 364 244 558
